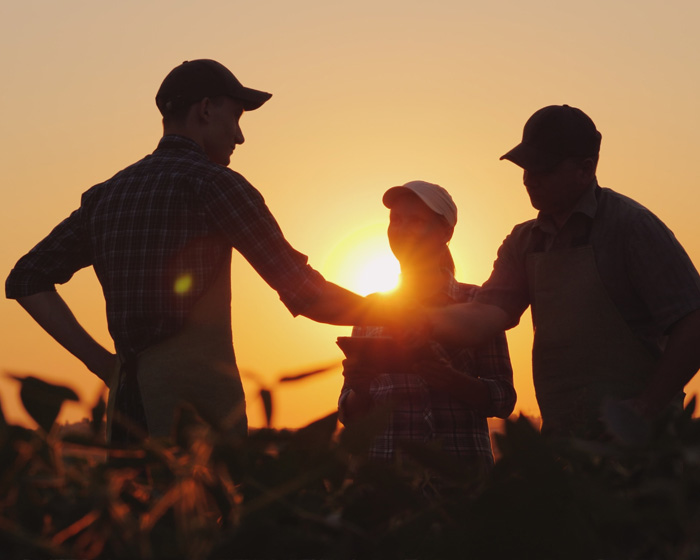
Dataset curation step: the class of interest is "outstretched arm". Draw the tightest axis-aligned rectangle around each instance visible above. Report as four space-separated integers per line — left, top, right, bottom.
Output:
299 282 424 327
303 287 515 345
298 282 373 325
15 291 118 383
427 300 513 348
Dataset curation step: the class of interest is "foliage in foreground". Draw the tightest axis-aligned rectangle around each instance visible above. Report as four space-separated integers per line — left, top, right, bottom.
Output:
1 374 700 559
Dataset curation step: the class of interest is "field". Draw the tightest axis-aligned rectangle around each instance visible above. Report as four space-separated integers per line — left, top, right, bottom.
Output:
2 374 700 559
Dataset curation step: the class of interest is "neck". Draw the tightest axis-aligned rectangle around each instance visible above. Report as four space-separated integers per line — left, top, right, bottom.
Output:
551 210 572 230
163 122 205 150
399 263 448 300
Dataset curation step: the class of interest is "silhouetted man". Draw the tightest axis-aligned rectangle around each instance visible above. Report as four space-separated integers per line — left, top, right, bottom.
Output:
426 105 700 437
6 59 375 442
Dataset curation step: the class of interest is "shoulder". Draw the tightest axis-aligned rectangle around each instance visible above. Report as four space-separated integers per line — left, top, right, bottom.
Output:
596 186 675 238
208 166 261 195
500 218 540 249
597 187 661 222
487 218 541 267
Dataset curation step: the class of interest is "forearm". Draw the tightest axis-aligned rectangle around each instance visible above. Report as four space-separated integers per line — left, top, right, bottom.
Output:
635 308 700 416
301 282 412 326
428 301 513 347
16 291 116 382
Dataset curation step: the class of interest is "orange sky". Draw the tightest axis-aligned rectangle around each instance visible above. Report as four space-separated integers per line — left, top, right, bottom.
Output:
1 1 699 429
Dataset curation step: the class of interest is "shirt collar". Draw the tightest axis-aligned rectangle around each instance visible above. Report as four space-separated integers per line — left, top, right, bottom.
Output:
156 134 207 156
535 179 599 233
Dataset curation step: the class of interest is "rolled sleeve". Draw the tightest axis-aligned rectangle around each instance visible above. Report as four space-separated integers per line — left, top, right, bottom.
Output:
626 212 700 334
476 226 532 328
473 331 517 418
6 210 91 299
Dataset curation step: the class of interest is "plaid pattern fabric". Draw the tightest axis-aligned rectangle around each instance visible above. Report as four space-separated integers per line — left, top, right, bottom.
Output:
339 276 515 465
6 135 325 358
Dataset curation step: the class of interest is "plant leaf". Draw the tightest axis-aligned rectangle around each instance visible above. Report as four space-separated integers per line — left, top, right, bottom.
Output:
10 374 79 433
260 388 273 428
90 395 107 439
278 362 339 383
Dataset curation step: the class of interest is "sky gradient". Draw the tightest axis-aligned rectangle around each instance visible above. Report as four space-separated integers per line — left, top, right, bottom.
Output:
1 0 699 429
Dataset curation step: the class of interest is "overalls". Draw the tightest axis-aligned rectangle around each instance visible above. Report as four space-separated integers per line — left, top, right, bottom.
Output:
108 254 247 442
527 245 657 436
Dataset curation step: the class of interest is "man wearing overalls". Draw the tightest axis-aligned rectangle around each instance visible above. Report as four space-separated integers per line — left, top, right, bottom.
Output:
6 59 377 443
427 105 700 437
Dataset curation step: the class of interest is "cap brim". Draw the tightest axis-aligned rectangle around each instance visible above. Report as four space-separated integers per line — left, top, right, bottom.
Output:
235 87 272 111
382 186 416 208
500 143 562 173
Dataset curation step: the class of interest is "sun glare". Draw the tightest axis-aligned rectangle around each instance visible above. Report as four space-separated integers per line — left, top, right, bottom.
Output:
323 223 400 296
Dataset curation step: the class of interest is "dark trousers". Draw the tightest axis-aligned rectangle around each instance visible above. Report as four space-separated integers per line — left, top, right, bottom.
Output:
111 358 149 445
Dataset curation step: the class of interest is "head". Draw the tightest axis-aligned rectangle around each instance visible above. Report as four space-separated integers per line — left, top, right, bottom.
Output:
383 181 457 273
500 105 600 217
155 59 272 165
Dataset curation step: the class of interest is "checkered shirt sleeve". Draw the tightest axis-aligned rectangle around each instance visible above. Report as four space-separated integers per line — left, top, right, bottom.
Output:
6 136 326 356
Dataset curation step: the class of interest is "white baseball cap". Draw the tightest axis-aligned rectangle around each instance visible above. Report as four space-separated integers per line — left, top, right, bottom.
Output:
382 180 457 228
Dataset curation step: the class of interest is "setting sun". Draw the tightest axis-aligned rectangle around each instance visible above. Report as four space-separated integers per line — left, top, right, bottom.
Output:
322 223 400 296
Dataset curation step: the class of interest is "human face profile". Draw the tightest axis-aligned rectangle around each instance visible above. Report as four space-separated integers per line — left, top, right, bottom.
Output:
202 97 246 166
523 157 595 223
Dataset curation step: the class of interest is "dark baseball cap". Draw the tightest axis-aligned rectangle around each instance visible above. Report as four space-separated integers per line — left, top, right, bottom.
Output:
155 59 272 115
500 105 601 172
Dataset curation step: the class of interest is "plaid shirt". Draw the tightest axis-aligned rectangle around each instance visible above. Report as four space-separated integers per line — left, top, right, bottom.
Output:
6 135 326 357
339 276 515 466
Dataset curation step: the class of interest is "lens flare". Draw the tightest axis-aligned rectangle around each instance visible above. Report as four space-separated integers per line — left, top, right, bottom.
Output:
174 273 193 295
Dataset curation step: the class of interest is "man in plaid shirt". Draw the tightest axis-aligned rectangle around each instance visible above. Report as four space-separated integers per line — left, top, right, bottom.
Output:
6 59 375 443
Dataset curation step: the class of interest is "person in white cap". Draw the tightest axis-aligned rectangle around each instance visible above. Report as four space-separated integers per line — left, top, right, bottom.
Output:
338 181 515 473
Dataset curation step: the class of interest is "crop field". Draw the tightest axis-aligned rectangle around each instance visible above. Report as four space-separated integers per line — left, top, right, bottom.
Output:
2 373 700 559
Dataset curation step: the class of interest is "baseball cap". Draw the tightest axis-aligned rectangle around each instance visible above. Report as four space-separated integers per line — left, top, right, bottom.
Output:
500 105 602 172
155 59 272 115
383 181 457 228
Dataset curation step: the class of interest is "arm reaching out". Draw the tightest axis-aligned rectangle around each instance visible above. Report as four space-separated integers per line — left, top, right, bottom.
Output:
16 291 118 383
427 300 513 348
299 282 423 327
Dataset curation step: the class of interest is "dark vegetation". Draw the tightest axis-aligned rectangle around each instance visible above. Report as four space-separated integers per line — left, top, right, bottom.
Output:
2 371 700 559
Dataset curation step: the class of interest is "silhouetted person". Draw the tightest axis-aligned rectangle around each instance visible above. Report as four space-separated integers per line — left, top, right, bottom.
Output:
425 105 700 437
6 59 378 443
338 181 515 471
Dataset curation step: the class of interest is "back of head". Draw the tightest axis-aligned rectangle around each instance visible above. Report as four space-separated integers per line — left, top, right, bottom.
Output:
155 59 272 121
500 104 601 172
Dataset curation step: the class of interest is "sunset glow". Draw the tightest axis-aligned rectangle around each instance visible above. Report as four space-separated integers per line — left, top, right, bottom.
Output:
2 1 700 430
323 223 400 296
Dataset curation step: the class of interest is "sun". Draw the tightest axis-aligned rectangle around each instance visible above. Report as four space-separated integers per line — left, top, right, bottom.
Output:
323 223 401 296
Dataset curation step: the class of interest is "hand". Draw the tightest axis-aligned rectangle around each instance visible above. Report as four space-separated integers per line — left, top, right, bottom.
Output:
415 358 469 392
341 357 375 394
413 344 492 409
340 389 372 423
87 351 120 385
384 306 434 350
